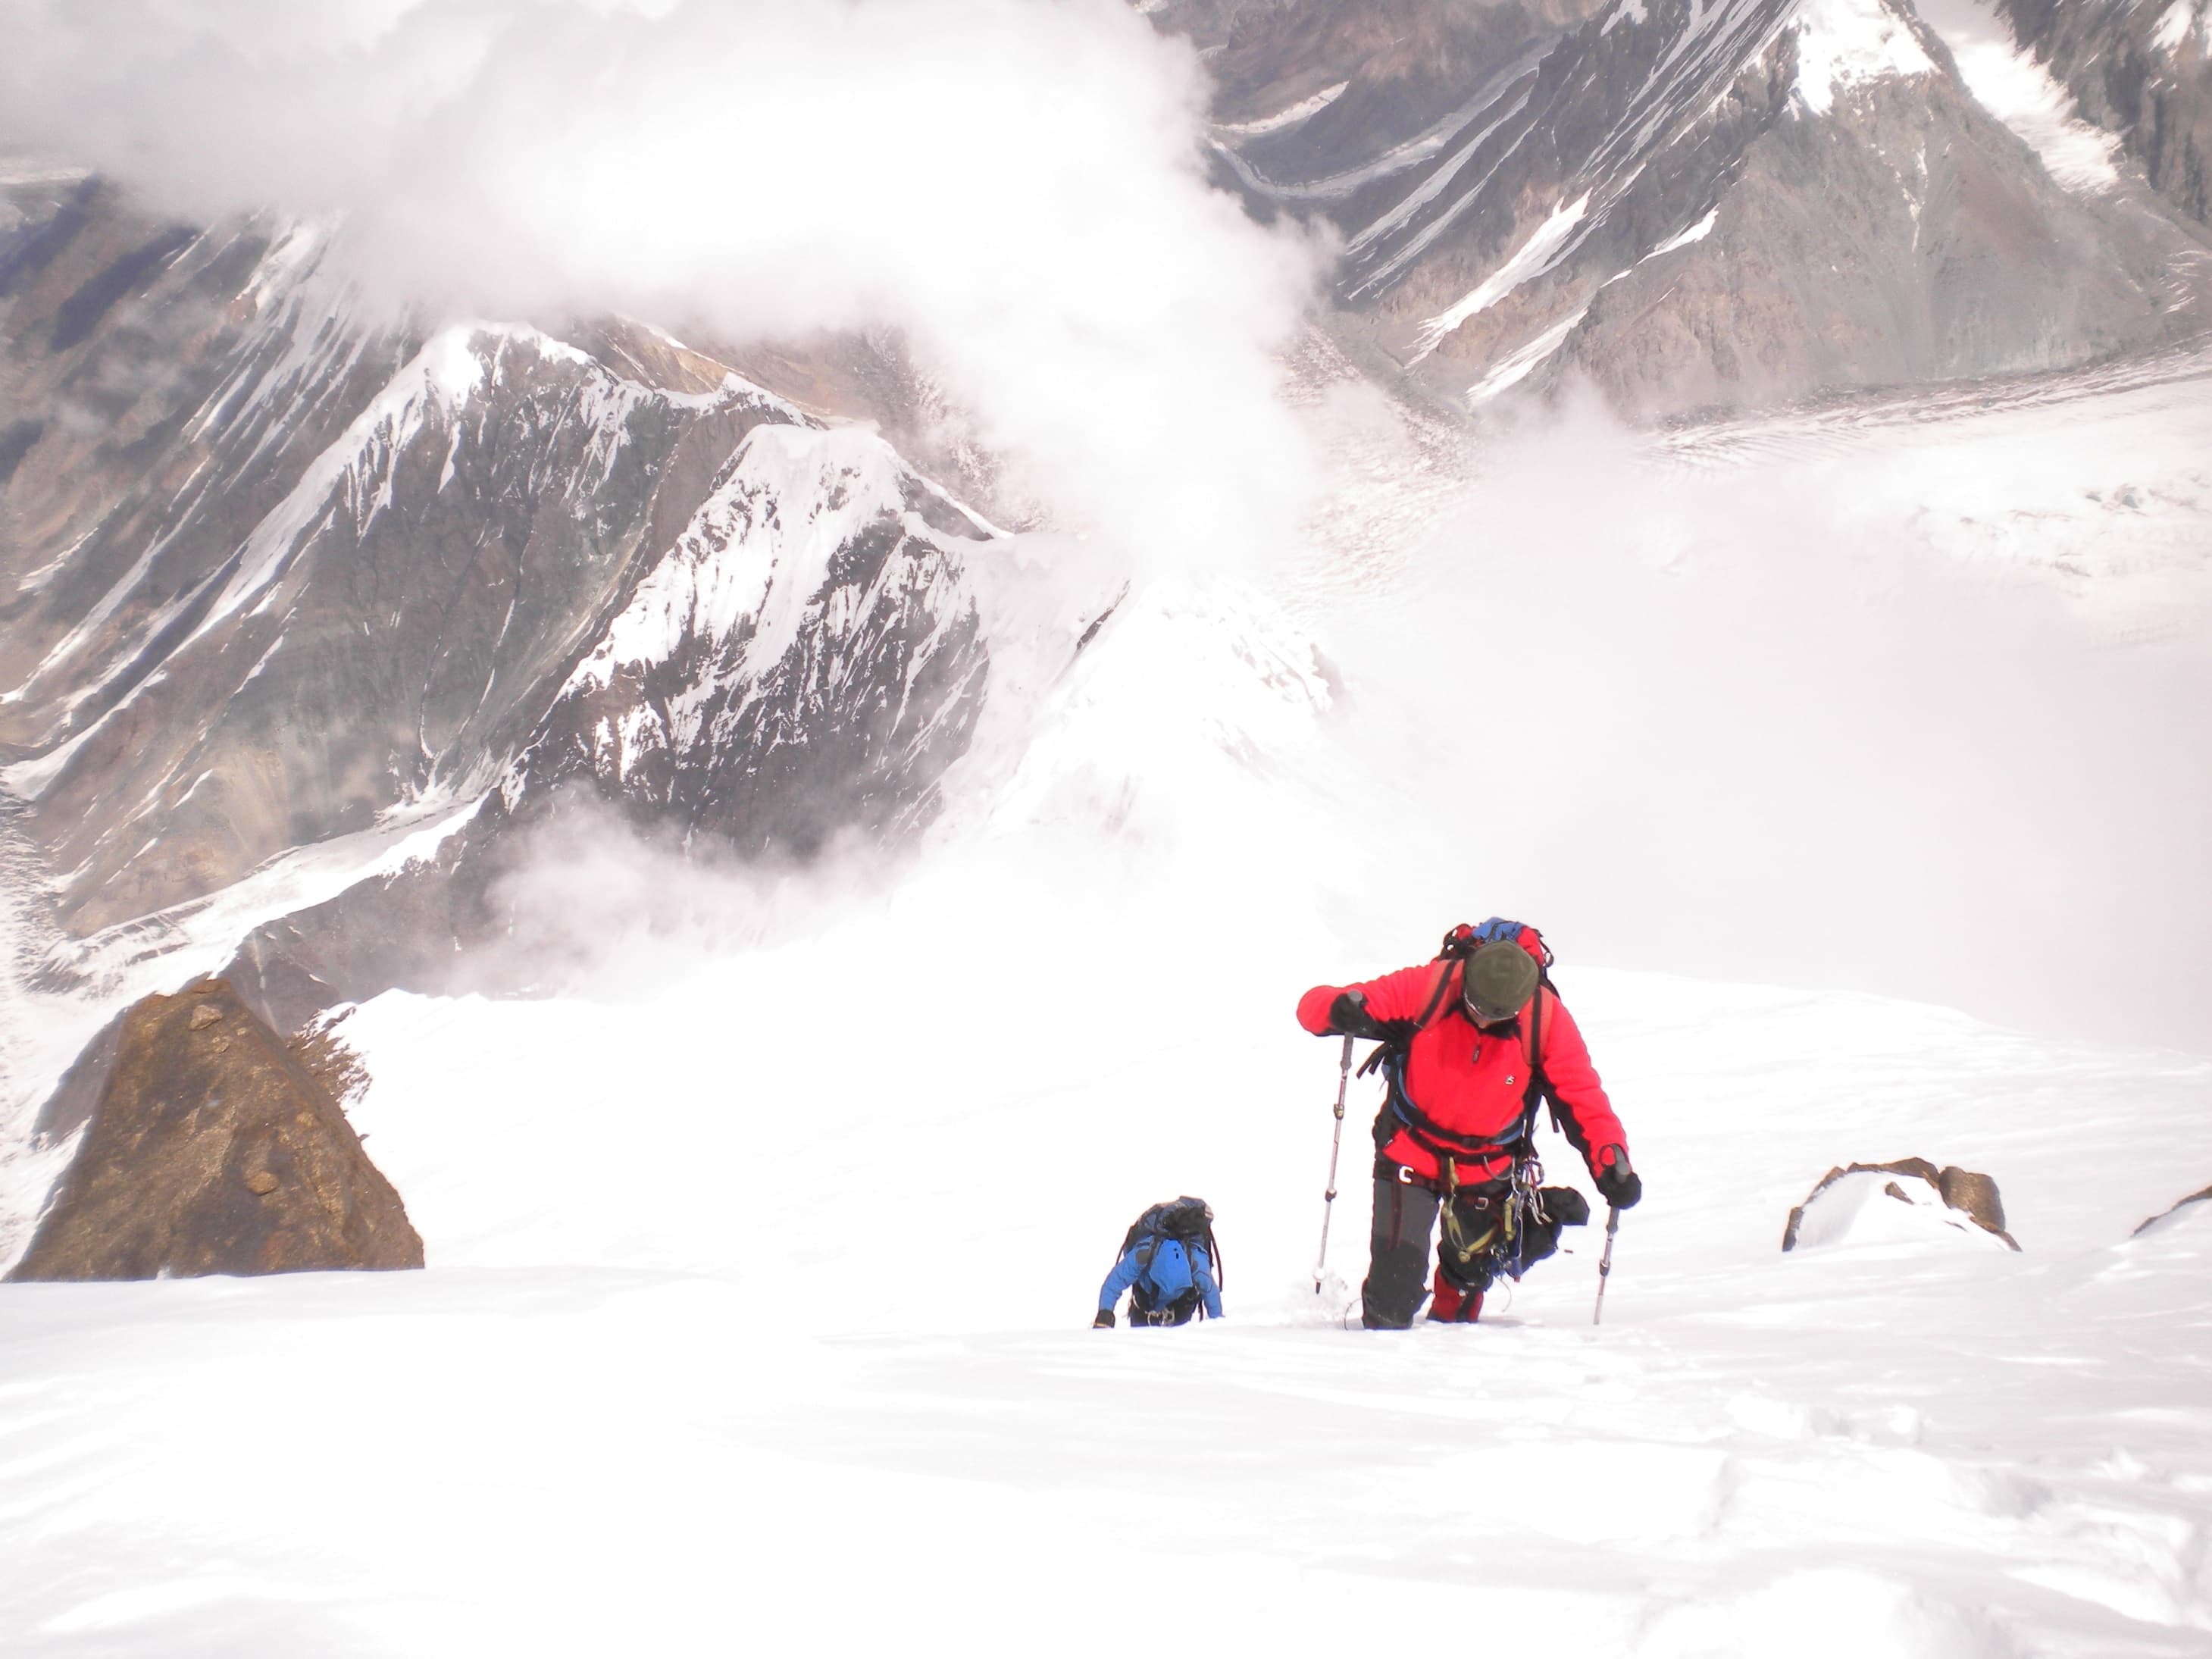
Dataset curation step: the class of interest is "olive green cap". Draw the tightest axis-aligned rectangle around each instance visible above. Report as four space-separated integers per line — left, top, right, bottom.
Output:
1463 940 1540 1023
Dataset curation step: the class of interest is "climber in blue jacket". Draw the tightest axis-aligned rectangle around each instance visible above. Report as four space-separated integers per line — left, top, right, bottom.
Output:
1093 1197 1224 1327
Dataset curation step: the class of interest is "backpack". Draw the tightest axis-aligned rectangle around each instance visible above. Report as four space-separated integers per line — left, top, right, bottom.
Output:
1120 1196 1223 1301
1139 1237 1200 1302
1440 916 1554 972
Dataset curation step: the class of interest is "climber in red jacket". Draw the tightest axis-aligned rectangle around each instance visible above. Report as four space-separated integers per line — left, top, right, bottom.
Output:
1298 919 1640 1329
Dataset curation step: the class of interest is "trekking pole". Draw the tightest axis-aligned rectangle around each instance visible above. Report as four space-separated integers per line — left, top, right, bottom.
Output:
1591 1205 1621 1326
1314 1035 1354 1292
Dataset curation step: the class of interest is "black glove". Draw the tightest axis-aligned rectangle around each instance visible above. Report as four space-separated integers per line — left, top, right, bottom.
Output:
1093 1309 1115 1329
1594 1149 1642 1210
1328 989 1388 1041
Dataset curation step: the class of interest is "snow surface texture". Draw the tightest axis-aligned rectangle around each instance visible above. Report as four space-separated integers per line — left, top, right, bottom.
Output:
5 344 2212 1654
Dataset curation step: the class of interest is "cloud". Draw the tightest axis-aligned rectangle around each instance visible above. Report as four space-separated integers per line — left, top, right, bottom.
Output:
1326 393 2212 1047
470 790 910 998
0 0 1325 570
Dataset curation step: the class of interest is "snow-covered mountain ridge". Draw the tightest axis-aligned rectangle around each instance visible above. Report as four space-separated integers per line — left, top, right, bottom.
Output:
1181 0 2212 411
519 420 993 853
0 177 1012 1011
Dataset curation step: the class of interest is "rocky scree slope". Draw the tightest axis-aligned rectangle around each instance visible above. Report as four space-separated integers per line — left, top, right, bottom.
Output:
0 176 997 1015
1172 0 2211 412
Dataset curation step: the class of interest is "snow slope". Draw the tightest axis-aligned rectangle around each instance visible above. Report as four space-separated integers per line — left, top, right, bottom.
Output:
0 875 2207 1656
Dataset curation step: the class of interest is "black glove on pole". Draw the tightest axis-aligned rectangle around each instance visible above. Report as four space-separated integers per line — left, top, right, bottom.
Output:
1314 1034 1354 1291
1595 1149 1642 1210
1093 1309 1115 1329
1592 1205 1621 1326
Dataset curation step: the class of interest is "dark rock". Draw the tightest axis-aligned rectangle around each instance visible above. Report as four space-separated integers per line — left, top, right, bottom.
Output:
2131 1183 2212 1238
9 978 421 1280
1936 1166 2008 1235
49 224 197 351
1782 1157 2020 1251
220 932 347 1038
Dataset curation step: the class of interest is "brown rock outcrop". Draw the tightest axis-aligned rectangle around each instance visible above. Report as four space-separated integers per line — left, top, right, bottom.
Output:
10 978 422 1281
1934 1166 2008 1238
1782 1157 2020 1252
2131 1184 2212 1238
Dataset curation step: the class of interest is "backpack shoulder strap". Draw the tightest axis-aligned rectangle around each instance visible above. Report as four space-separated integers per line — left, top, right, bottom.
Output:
1521 979 1563 1139
1356 960 1460 1080
1415 960 1459 1031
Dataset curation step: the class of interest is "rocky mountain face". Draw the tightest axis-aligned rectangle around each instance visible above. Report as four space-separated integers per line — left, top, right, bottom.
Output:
1997 0 2212 224
1171 0 2211 412
9 977 420 1279
0 175 1001 1016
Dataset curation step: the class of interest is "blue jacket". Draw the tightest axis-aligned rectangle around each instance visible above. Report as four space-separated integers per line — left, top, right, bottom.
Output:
1097 1236 1223 1319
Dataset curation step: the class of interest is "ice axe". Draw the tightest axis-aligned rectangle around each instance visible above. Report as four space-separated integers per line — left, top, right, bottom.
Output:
1312 1035 1354 1292
1591 1204 1621 1325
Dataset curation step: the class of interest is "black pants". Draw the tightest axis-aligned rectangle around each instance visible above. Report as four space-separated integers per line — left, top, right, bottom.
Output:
1362 1172 1588 1329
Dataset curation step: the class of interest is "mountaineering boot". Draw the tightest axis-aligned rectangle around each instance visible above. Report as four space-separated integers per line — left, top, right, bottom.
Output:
1427 1271 1482 1323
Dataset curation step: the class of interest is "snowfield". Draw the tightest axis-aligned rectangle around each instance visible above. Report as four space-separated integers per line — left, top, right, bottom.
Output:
0 946 2207 1657
4 353 2212 1654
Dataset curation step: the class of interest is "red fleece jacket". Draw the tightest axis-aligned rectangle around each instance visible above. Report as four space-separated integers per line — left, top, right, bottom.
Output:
1297 959 1628 1186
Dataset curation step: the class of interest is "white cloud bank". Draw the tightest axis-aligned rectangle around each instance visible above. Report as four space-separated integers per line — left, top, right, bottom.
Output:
1327 392 2212 1049
0 0 1325 569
